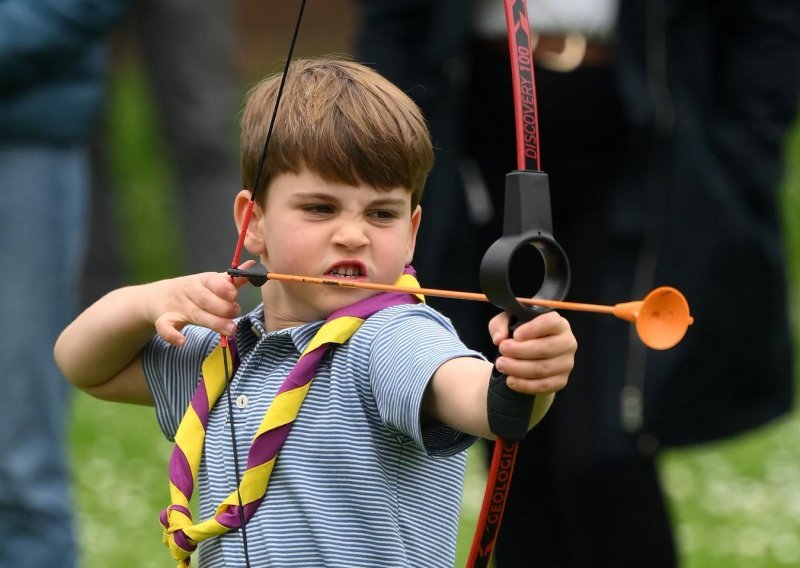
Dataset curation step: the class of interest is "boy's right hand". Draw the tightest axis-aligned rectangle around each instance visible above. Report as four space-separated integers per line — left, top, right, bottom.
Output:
55 262 253 404
152 264 254 346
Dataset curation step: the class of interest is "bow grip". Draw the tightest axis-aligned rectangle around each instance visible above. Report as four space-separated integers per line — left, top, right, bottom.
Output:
480 171 570 440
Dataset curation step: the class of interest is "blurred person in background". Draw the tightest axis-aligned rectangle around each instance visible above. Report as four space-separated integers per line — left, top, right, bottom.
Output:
81 0 240 306
0 1 131 566
356 0 800 565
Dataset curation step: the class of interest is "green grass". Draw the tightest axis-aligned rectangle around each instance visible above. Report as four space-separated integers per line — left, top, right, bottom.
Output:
68 63 800 566
661 419 800 567
70 396 169 567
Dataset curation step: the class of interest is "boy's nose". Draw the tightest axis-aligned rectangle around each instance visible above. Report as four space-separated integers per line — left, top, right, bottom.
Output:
332 221 369 249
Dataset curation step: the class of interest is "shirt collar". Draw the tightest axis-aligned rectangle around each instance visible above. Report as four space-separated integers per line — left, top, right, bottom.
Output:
236 304 325 355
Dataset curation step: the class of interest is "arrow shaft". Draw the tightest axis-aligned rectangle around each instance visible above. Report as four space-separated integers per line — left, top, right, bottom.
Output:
264 272 616 315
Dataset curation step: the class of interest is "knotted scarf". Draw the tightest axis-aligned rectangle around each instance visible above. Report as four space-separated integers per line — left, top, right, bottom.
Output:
160 269 424 566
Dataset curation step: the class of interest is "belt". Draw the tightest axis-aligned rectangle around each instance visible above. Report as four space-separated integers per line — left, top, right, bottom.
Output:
478 33 613 72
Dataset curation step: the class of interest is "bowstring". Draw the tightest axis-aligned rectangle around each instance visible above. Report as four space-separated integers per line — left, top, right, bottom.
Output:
221 1 308 565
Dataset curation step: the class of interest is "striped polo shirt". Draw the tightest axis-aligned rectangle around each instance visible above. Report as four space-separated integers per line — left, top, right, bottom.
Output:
144 302 483 567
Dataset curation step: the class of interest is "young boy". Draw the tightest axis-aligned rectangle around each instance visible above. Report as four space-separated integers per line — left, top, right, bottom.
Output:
55 58 576 567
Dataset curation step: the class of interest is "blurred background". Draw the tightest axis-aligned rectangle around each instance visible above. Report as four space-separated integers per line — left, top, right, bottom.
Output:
67 1 800 567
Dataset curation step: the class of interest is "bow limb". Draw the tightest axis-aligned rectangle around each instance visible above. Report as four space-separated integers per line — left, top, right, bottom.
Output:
466 1 571 566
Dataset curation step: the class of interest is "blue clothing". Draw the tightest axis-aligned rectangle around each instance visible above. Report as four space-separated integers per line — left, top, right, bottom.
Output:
144 303 483 567
0 0 131 143
0 146 88 567
0 1 131 565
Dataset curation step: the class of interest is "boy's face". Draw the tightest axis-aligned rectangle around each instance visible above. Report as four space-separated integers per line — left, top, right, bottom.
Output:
239 169 421 326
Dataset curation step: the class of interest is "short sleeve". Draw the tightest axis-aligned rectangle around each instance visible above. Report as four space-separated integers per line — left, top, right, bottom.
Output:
142 325 218 441
366 305 484 456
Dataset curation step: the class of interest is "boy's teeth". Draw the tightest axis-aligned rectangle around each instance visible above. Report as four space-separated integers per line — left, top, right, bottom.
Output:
332 266 361 277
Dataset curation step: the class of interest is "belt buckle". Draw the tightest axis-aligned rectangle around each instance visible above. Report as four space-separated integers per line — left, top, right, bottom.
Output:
533 32 587 73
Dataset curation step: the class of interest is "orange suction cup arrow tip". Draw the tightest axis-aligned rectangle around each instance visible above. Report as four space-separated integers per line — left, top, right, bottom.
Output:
612 286 694 350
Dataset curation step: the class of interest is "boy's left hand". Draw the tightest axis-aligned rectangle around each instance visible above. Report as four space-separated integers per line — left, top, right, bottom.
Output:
488 311 577 396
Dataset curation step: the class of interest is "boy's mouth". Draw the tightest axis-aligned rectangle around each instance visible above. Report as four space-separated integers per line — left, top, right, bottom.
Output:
325 263 366 279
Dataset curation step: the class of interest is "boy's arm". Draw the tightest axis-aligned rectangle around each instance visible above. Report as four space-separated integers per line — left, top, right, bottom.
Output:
54 273 245 405
422 311 576 439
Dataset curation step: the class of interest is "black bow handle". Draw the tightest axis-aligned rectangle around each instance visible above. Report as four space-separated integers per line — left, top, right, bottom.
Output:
479 170 571 440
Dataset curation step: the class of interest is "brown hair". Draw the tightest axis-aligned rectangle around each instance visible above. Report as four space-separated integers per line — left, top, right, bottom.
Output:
241 58 433 209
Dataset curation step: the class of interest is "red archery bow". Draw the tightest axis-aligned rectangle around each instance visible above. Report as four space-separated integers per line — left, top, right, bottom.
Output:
467 1 570 565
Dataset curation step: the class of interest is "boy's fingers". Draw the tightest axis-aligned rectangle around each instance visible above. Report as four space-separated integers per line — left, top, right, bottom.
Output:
498 330 577 361
200 272 239 302
232 275 254 290
493 311 576 395
185 301 238 336
156 305 237 346
496 352 573 396
496 353 573 382
155 312 188 346
511 311 568 341
231 260 258 289
191 286 241 320
488 311 512 345
186 273 241 320
505 374 569 395
489 311 570 346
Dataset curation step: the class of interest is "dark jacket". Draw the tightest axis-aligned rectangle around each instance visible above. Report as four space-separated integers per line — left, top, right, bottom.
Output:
607 0 800 446
0 0 131 144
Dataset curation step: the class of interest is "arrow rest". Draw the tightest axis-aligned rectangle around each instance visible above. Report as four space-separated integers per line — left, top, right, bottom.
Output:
228 264 268 287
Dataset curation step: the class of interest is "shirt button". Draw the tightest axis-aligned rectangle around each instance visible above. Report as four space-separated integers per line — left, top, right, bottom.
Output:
236 394 249 409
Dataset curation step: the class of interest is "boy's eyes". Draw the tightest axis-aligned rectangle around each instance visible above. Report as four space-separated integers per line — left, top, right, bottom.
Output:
367 209 400 220
301 204 335 215
299 204 401 221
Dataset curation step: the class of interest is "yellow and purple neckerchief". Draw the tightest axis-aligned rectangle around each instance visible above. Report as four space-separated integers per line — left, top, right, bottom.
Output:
160 268 424 567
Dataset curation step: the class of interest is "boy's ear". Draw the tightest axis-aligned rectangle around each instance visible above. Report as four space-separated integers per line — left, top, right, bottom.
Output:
234 189 267 255
405 205 422 265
